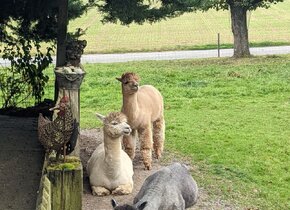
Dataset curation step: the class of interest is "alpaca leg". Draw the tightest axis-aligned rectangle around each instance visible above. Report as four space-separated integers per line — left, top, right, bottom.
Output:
123 129 136 159
153 116 165 159
91 186 111 196
138 125 153 170
112 183 133 195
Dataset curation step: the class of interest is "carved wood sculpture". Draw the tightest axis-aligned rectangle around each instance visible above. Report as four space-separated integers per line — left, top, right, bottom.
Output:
38 95 76 160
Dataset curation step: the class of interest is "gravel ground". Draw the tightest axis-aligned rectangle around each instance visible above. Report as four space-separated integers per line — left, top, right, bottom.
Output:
80 129 239 210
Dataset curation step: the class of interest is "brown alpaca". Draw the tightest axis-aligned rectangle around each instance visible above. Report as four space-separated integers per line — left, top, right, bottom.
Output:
117 72 165 170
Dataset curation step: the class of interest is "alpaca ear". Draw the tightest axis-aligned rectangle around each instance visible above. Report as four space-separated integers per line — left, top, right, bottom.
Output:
138 201 147 210
111 199 118 208
116 77 122 82
96 113 105 122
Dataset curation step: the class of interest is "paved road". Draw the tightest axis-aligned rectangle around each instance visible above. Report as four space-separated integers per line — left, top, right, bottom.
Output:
1 46 290 66
81 46 290 64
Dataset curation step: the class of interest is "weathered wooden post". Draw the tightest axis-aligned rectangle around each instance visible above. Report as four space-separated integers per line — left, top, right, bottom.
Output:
46 157 83 210
49 46 86 209
51 20 87 210
54 68 85 156
217 33 221 58
55 0 68 102
44 1 86 209
54 39 87 156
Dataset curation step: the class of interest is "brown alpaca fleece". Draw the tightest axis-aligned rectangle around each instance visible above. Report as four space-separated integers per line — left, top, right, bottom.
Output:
117 72 165 170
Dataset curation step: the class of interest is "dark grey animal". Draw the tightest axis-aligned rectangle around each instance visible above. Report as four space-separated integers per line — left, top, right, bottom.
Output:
111 163 198 210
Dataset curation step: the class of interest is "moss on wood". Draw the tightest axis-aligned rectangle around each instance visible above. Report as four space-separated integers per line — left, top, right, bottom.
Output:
47 156 82 210
47 156 81 171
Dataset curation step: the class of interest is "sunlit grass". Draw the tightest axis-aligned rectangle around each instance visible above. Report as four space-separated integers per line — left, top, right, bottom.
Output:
42 55 290 209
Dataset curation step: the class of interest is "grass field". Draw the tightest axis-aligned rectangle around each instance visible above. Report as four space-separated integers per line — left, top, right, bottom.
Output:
43 55 290 209
68 1 290 53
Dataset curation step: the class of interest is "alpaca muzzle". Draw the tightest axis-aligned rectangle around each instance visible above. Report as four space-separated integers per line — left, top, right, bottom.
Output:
132 83 139 91
123 126 132 135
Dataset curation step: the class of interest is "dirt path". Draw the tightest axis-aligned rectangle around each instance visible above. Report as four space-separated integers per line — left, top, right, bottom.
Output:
80 129 238 210
0 115 44 210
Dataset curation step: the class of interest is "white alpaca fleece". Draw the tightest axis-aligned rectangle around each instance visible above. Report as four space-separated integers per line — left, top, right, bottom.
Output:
87 112 134 196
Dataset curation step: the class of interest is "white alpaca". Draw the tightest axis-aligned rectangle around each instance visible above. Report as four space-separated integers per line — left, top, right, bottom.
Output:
117 72 165 170
87 112 134 196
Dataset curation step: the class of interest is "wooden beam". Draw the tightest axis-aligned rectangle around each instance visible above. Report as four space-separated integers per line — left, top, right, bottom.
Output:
55 0 68 102
56 0 68 67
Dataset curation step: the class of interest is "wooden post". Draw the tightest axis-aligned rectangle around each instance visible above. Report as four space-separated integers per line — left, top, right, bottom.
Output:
54 23 87 156
54 68 85 156
55 87 81 156
55 0 69 102
217 33 221 58
47 157 83 210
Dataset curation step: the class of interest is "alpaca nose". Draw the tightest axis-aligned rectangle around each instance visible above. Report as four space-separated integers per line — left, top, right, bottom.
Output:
124 125 132 135
132 83 139 90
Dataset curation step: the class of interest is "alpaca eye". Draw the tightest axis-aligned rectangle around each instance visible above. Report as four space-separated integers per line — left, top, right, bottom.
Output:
111 121 118 125
124 81 129 84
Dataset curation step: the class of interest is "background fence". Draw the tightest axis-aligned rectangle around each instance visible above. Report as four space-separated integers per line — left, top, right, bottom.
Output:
68 2 290 54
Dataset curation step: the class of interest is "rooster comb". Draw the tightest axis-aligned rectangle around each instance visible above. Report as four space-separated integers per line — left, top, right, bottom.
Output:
60 95 69 103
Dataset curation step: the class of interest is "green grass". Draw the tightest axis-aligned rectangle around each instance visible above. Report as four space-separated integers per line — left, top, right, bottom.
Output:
67 1 290 53
43 55 290 208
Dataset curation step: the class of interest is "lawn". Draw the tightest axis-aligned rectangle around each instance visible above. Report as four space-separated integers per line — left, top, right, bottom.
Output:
68 1 290 53
43 55 290 209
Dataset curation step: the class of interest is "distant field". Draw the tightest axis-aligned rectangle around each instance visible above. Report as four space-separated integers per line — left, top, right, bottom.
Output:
68 1 290 53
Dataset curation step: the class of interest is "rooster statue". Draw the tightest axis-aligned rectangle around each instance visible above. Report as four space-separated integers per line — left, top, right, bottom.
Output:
38 95 76 160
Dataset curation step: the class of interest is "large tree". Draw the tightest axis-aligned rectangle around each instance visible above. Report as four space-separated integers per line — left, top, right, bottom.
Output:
0 0 92 107
98 0 284 58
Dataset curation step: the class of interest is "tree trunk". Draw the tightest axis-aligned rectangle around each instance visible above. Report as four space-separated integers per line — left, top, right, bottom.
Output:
55 0 68 102
230 4 251 58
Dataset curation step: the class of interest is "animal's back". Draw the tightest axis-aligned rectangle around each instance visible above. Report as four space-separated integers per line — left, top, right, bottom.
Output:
87 144 105 182
117 150 134 186
133 166 176 206
134 163 198 209
135 166 171 199
167 163 198 208
138 85 163 120
38 112 75 151
38 114 57 149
